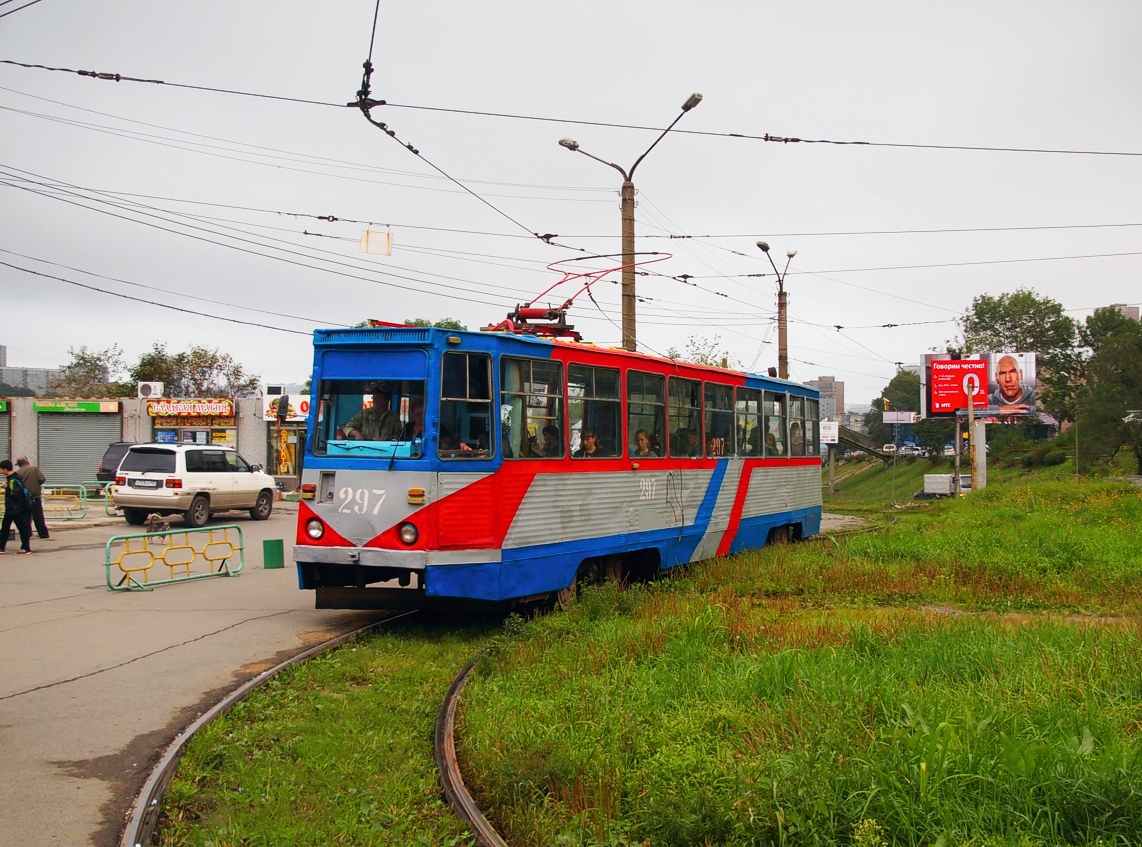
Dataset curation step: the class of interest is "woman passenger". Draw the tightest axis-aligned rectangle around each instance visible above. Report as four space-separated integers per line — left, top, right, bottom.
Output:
631 428 656 457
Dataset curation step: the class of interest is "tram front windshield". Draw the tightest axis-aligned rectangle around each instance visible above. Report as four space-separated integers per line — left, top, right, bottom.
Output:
314 379 427 458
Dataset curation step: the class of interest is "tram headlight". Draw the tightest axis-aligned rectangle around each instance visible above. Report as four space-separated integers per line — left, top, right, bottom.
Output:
398 522 419 546
305 518 325 540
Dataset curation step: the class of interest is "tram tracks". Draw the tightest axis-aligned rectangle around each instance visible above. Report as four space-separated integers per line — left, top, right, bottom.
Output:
120 610 508 847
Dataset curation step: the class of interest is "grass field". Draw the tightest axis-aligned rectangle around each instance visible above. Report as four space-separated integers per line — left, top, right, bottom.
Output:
157 474 1142 847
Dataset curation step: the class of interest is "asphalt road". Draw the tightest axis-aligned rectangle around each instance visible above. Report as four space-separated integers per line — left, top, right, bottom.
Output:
0 503 380 847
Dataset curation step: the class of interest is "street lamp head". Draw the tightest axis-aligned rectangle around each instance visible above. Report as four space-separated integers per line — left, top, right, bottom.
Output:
786 249 797 259
756 241 770 253
558 137 580 151
681 92 703 112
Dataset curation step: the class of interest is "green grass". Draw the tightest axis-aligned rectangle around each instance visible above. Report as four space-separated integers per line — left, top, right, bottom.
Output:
156 478 1142 847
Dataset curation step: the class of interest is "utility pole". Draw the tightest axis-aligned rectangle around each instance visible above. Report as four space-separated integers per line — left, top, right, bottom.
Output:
558 93 702 352
756 242 797 379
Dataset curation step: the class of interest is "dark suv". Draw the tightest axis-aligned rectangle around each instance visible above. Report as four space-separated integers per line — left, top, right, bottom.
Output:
97 442 137 483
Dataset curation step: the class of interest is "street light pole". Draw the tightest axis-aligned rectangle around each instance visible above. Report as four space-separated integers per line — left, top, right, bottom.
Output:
558 93 702 352
756 242 797 379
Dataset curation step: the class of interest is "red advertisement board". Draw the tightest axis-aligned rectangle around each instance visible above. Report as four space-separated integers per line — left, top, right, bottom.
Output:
928 359 988 414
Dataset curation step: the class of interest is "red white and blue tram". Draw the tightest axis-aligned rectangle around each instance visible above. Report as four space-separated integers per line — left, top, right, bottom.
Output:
293 325 822 610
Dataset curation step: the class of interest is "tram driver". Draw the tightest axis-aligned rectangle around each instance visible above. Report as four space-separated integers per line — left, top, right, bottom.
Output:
344 383 401 440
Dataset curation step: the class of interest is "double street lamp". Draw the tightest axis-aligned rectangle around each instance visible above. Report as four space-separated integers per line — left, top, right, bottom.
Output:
558 93 703 352
756 241 797 379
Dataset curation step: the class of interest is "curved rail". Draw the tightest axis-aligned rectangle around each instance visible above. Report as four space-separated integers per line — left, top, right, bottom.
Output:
119 612 416 847
435 657 509 847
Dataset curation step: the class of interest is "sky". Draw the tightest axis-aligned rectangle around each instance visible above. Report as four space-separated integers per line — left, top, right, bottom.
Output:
2 0 1140 408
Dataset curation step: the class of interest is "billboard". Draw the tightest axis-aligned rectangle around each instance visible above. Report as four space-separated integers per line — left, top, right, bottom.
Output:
921 352 1037 418
988 352 1036 414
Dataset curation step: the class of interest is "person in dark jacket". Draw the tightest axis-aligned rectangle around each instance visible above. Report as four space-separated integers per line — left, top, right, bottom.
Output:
0 459 32 554
15 456 48 539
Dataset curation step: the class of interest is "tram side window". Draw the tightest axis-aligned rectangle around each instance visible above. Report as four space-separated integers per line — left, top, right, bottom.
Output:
764 391 786 457
439 352 493 459
735 387 762 457
704 383 733 457
669 377 702 458
501 357 564 459
806 398 820 456
568 364 620 458
789 395 806 457
627 370 664 458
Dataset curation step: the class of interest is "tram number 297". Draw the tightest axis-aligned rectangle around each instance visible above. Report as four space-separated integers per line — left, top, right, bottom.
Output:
337 487 388 515
639 478 657 500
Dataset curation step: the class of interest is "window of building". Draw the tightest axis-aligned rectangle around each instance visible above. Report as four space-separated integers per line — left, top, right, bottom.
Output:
501 357 564 459
627 370 664 458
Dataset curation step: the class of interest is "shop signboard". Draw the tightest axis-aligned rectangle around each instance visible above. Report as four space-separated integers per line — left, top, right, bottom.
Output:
145 399 235 417
34 400 120 413
261 394 309 422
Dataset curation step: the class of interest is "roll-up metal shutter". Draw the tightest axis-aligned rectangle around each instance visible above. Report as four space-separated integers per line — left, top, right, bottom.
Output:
0 414 10 459
38 414 123 485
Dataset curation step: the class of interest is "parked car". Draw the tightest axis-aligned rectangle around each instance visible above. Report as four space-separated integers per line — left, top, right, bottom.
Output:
96 442 137 483
112 444 275 527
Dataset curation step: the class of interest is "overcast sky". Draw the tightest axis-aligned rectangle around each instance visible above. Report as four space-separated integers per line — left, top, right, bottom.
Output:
2 1 1140 406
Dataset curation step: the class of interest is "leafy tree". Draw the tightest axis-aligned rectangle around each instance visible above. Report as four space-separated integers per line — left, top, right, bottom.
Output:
666 335 741 369
867 369 921 445
0 382 36 397
1077 312 1142 473
129 344 259 397
957 289 1078 419
404 317 467 330
51 345 132 396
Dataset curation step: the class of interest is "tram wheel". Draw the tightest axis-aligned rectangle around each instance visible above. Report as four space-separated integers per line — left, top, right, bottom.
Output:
554 584 576 611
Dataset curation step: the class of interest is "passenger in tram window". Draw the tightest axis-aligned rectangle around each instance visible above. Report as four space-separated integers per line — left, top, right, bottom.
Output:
674 428 700 457
790 421 805 456
344 384 401 440
765 432 780 456
631 428 656 457
398 397 425 441
573 428 606 458
542 425 562 457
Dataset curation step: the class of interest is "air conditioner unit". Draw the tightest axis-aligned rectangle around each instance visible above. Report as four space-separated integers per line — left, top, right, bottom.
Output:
137 381 164 398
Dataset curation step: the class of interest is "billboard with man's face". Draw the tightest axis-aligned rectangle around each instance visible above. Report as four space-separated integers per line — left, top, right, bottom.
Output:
988 352 1036 414
921 352 1037 418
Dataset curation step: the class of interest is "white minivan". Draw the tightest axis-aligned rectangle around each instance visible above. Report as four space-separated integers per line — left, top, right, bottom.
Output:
113 444 276 527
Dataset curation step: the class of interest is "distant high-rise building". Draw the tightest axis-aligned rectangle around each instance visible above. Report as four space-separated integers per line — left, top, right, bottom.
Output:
1111 303 1140 321
0 345 62 393
807 376 844 421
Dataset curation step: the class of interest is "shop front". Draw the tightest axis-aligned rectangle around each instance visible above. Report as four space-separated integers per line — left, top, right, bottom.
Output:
0 400 9 458
146 398 238 449
261 392 307 489
35 399 123 483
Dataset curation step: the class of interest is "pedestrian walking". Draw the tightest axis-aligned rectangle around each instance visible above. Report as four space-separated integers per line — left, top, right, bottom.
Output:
0 459 33 554
16 456 49 539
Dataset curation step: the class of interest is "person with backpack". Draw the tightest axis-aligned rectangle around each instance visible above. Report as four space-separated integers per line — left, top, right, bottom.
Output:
0 458 33 554
16 456 48 540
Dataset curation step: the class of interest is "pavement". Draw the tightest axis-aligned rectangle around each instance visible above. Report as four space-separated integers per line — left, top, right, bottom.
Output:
0 502 382 847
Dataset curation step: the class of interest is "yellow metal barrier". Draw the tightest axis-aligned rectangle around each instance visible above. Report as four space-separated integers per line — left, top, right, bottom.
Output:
42 484 89 520
105 524 245 591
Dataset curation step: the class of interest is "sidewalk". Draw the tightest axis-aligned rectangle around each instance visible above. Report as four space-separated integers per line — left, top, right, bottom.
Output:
0 505 377 847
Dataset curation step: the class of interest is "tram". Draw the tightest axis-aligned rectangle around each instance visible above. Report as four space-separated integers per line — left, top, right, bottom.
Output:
294 255 821 610
293 324 822 610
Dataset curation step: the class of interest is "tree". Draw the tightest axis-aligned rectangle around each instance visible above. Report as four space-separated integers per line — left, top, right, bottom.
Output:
51 346 132 397
666 335 741 369
129 344 260 397
957 289 1078 420
1077 312 1142 473
867 369 921 445
0 382 35 397
404 317 467 330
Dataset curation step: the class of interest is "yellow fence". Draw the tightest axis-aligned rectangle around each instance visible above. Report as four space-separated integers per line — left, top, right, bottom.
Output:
105 524 245 591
